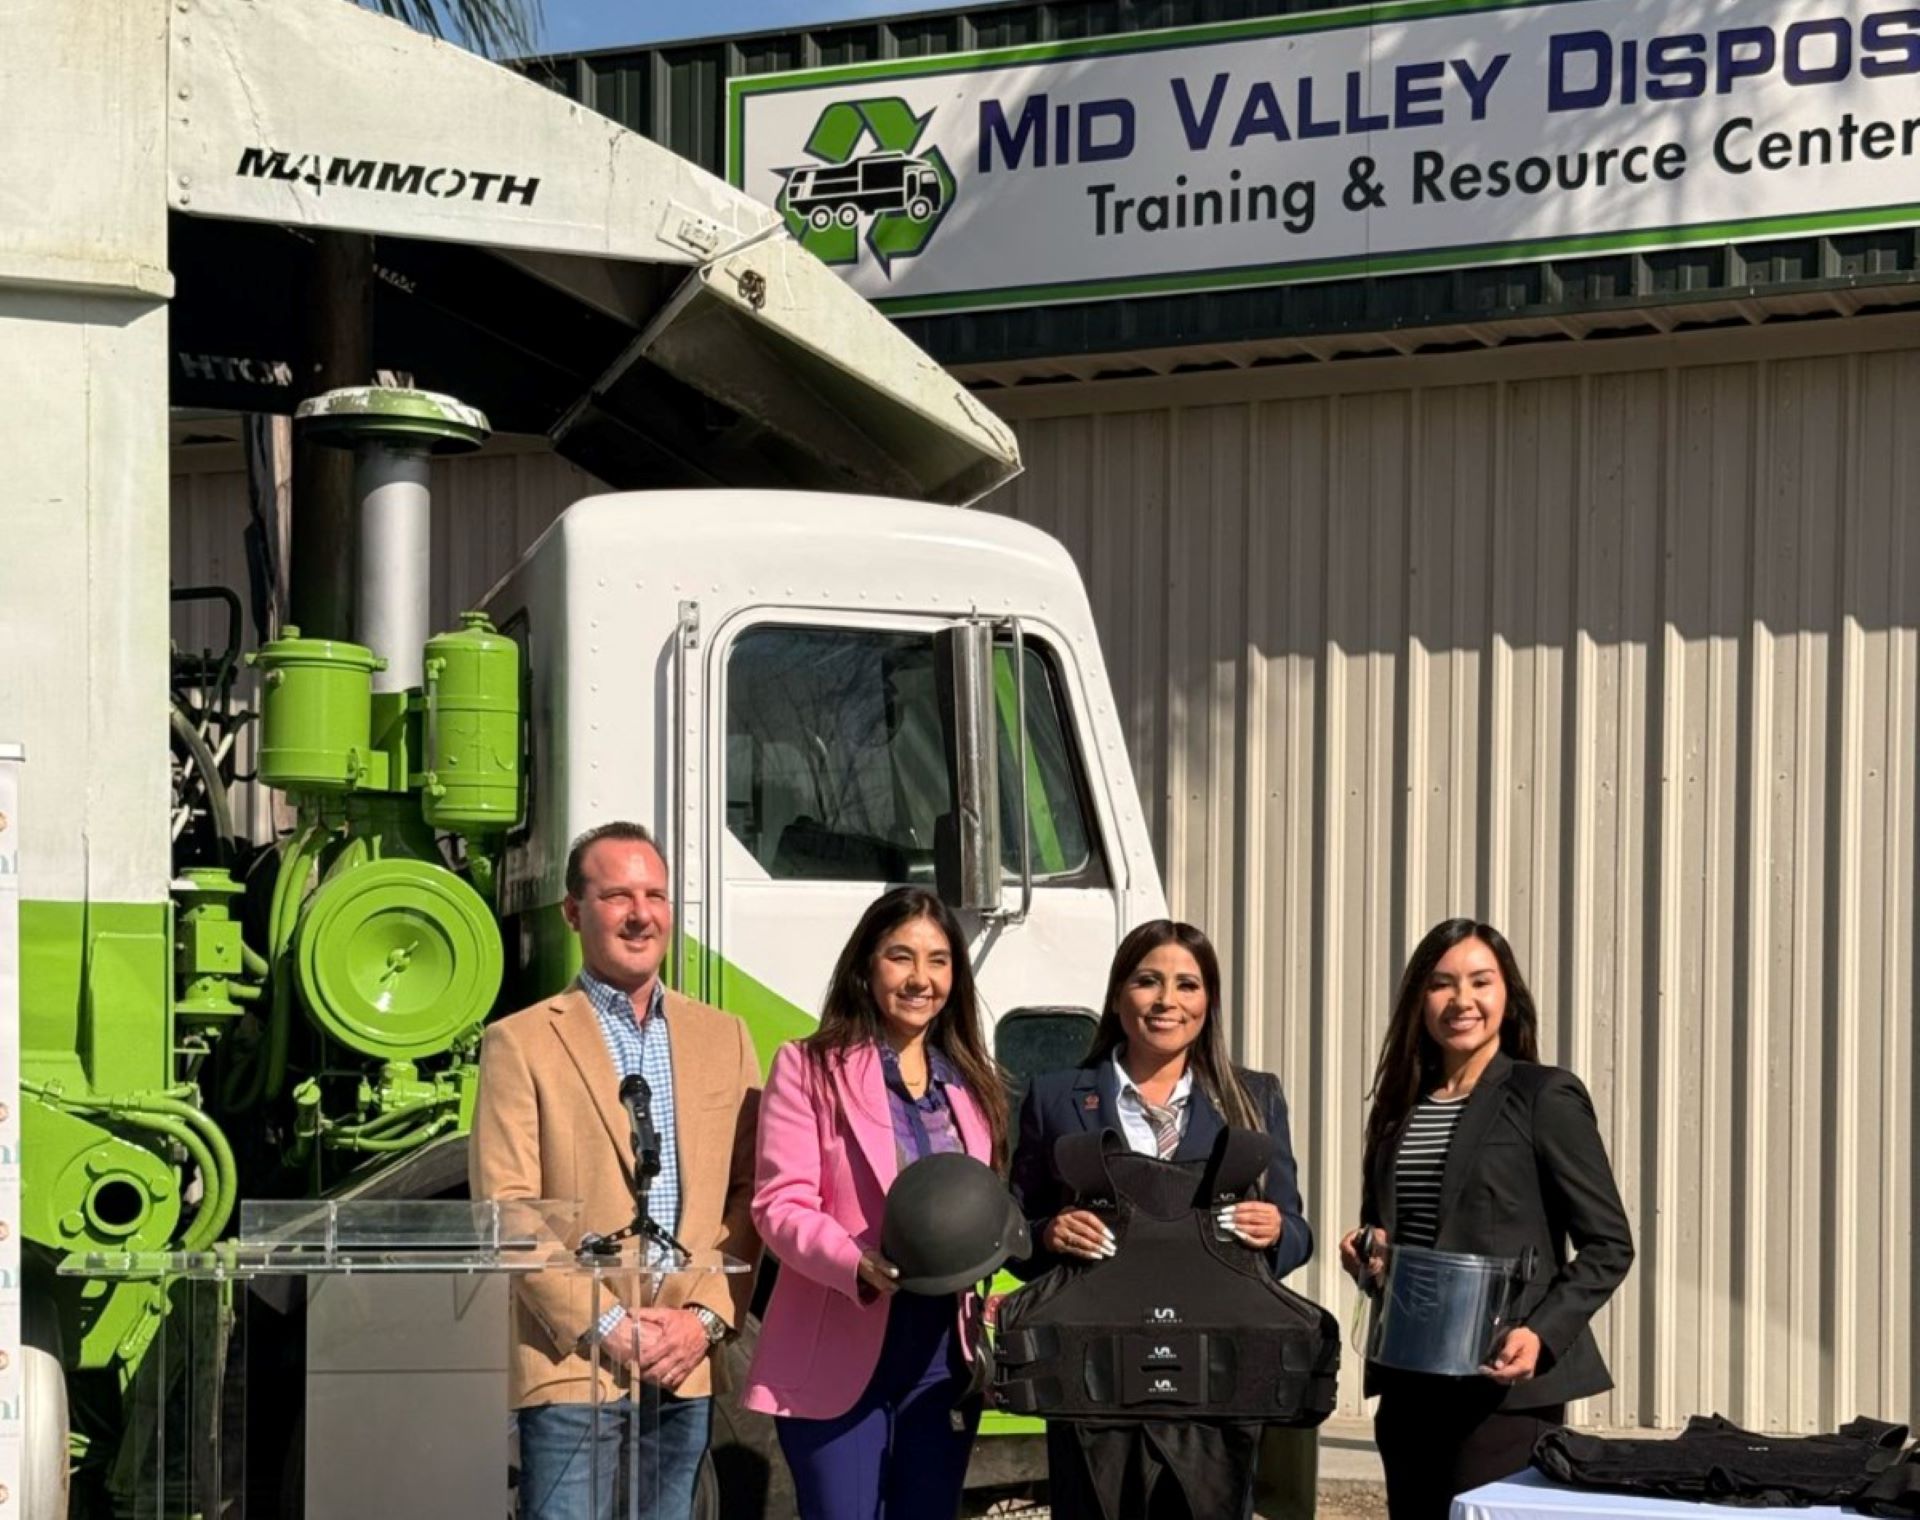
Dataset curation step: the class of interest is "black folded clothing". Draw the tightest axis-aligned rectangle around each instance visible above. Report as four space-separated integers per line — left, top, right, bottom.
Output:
1533 1414 1918 1511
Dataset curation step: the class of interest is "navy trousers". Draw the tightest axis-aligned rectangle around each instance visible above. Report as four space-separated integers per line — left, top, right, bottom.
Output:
774 1291 980 1520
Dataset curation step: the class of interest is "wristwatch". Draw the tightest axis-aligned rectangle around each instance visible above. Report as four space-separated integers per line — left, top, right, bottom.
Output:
688 1305 731 1347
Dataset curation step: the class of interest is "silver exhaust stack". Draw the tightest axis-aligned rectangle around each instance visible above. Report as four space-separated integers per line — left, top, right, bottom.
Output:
295 387 490 687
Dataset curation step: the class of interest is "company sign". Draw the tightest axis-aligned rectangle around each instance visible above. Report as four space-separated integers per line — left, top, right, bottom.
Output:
729 0 1920 313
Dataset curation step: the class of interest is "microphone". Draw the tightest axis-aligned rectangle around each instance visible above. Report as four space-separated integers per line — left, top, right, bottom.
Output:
618 1073 661 1185
573 1073 690 1267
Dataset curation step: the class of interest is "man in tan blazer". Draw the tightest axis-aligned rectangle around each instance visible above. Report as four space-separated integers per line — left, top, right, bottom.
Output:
471 821 760 1520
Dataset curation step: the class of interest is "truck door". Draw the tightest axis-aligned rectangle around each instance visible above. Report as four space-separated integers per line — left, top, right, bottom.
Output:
706 612 1122 1068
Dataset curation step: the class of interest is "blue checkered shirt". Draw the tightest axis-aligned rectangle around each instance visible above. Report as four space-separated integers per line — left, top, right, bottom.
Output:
580 968 678 1343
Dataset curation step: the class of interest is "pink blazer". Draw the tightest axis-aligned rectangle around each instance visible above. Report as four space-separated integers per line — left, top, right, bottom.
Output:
741 1040 992 1419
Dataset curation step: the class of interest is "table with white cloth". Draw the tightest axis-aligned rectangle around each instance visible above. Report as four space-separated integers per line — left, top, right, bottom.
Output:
1453 1467 1859 1520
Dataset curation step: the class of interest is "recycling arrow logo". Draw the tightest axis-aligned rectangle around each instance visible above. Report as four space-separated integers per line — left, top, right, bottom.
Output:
776 97 954 278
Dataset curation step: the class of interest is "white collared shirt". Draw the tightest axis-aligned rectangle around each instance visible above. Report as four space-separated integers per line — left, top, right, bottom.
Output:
1110 1049 1194 1157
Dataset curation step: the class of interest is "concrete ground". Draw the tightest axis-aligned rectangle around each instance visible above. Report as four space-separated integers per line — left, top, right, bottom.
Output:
1313 1417 1390 1520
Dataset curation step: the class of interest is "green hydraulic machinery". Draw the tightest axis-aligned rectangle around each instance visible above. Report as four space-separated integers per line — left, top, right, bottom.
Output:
30 389 527 1405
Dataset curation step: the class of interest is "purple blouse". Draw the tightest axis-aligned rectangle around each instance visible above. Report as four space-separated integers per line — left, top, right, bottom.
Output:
876 1041 966 1168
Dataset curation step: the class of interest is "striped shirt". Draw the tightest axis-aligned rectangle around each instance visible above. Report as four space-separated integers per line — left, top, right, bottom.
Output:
1392 1093 1470 1248
1112 1050 1193 1158
580 969 677 1343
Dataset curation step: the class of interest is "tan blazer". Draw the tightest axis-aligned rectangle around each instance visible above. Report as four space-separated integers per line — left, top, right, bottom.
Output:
469 985 761 1407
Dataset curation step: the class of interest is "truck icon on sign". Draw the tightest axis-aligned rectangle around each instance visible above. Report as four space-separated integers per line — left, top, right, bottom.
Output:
784 151 944 229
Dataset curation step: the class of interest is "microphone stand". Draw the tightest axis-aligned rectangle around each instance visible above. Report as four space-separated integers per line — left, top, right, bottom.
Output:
579 1075 691 1264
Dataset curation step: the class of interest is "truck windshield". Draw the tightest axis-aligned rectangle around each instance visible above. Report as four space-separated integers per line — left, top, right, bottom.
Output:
724 624 1100 885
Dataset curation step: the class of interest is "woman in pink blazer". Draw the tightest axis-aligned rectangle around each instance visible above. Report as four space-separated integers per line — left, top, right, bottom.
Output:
743 886 1008 1520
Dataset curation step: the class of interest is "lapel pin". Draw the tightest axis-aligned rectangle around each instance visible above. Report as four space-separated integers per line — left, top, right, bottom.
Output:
1082 1093 1100 1111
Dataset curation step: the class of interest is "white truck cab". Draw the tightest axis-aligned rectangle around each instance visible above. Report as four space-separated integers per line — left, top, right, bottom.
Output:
489 490 1167 1062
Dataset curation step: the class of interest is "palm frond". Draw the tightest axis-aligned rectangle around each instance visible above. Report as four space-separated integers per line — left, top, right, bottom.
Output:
364 0 544 60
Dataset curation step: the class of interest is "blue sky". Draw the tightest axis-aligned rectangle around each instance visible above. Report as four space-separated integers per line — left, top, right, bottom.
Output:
540 0 913 51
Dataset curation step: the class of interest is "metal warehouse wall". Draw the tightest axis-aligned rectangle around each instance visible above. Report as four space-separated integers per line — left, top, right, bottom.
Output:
169 313 1920 1435
987 312 1920 1434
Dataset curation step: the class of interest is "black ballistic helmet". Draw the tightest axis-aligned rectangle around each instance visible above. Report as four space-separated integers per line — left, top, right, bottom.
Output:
882 1152 1032 1296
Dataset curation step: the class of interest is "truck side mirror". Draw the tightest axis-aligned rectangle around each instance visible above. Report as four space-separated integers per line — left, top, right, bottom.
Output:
934 619 1002 912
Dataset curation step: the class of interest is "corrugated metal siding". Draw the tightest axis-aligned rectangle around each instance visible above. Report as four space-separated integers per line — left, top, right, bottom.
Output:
985 323 1920 1433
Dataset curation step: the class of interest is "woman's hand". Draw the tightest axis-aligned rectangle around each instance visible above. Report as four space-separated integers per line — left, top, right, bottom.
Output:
1218 1201 1282 1249
856 1250 902 1297
1338 1226 1388 1286
1041 1208 1115 1261
1481 1326 1542 1384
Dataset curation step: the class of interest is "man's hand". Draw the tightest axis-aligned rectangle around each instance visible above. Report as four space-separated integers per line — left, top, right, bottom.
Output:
628 1307 711 1392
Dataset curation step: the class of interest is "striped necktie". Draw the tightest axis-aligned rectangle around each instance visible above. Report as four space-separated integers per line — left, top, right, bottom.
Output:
1140 1097 1184 1158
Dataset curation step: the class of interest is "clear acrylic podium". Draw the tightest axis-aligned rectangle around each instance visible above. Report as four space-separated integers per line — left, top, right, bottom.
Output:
58 1199 748 1518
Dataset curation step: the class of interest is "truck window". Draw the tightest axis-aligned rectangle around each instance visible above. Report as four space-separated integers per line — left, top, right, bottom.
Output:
993 642 1098 880
725 625 1103 885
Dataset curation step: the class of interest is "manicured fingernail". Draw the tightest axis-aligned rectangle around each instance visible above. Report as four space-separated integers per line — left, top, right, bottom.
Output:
1100 1241 1117 1258
1233 1228 1256 1245
1099 1225 1116 1246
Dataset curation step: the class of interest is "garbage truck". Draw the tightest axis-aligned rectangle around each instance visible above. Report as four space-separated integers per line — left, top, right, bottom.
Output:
2 1 1166 1514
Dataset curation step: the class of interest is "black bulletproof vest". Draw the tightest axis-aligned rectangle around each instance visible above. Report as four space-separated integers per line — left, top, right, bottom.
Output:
1535 1415 1920 1510
993 1126 1340 1426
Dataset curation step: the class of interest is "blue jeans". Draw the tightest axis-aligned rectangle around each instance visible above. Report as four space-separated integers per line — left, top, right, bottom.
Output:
516 1390 710 1520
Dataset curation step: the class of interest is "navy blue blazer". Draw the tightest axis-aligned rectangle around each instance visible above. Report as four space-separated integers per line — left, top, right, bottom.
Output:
1008 1059 1313 1281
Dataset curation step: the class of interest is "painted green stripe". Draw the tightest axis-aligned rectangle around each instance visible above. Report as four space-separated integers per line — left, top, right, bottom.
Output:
504 904 815 1077
706 942 817 1075
865 202 1920 315
993 651 1066 876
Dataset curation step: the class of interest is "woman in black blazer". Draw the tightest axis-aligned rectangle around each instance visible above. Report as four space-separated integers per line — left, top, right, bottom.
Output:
1338 919 1634 1520
1009 919 1312 1518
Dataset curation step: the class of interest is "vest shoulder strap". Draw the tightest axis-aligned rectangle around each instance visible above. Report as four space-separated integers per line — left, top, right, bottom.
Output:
1054 1128 1126 1203
1199 1125 1274 1199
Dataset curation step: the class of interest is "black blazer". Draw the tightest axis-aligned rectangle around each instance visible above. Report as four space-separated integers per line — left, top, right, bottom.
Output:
1009 1058 1313 1281
1362 1052 1634 1408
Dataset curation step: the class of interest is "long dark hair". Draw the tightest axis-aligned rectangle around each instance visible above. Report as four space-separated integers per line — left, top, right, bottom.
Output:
1362 918 1541 1176
1084 920 1264 1133
807 886 1008 1169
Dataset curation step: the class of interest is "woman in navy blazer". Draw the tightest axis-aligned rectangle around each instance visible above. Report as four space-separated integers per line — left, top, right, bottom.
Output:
1008 919 1313 1518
